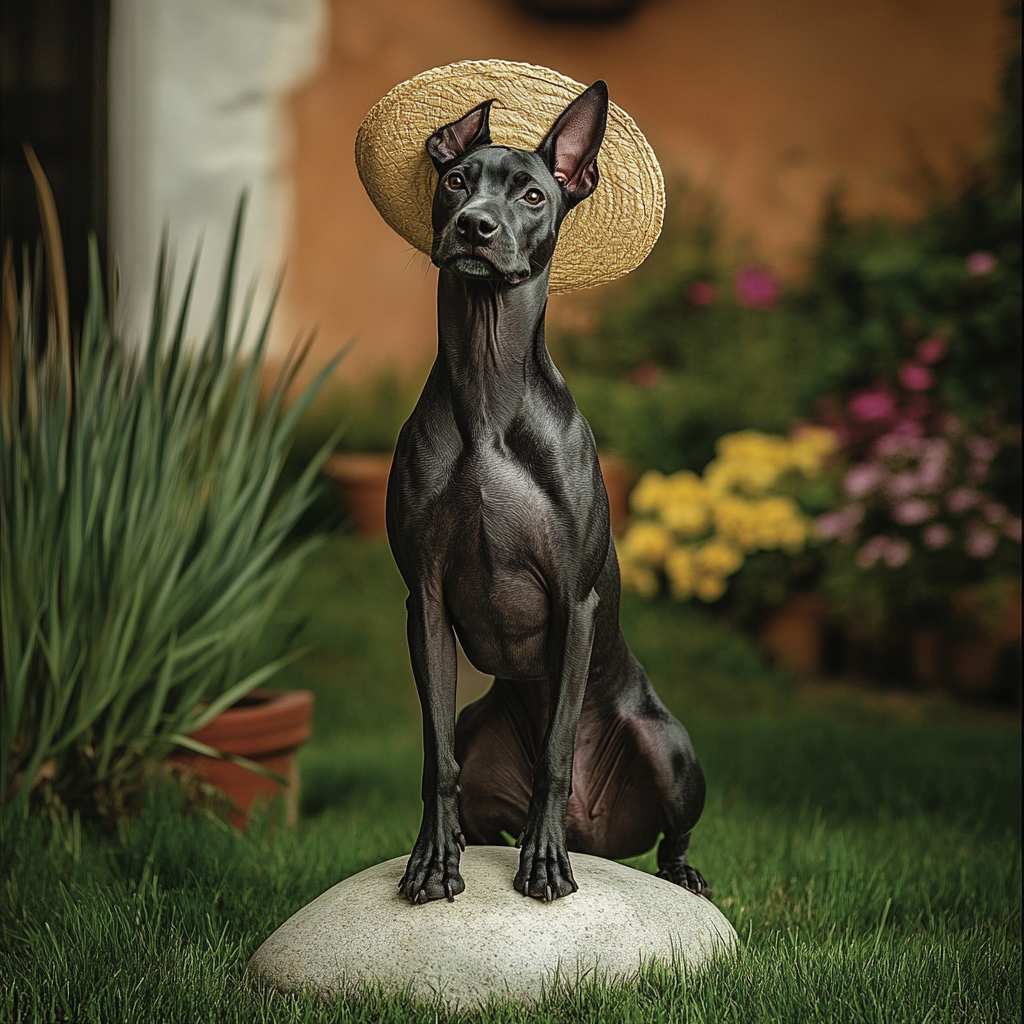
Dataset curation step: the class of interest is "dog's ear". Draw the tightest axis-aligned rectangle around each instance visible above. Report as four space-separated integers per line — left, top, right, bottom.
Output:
536 81 608 205
426 100 494 172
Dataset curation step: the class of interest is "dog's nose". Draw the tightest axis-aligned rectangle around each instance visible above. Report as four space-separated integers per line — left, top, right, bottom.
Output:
456 210 499 246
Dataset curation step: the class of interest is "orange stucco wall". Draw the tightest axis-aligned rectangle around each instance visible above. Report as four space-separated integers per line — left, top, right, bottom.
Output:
279 0 1008 384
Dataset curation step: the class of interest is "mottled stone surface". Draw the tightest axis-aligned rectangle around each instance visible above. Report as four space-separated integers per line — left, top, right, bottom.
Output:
248 845 737 1008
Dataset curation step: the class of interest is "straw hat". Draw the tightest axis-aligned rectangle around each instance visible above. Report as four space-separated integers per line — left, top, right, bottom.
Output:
355 60 664 294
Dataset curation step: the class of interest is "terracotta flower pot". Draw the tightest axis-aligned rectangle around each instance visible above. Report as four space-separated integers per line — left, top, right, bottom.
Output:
948 581 1022 699
323 452 392 537
759 593 831 677
598 452 635 537
909 628 946 690
170 688 313 827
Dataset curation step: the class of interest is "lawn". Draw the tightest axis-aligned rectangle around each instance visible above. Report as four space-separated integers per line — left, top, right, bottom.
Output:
2 534 1020 1023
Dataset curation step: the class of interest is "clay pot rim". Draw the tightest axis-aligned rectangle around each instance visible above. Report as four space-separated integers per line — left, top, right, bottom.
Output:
185 687 314 756
213 686 311 716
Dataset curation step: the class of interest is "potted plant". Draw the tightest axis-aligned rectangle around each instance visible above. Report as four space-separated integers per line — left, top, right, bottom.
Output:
617 426 840 672
323 451 393 536
814 356 1022 695
1 156 333 822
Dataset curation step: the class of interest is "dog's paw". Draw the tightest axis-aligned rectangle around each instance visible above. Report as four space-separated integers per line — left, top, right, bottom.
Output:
399 829 467 904
657 861 713 900
513 833 578 901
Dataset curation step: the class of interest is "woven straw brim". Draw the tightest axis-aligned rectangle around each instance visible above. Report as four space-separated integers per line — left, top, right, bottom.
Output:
355 60 664 294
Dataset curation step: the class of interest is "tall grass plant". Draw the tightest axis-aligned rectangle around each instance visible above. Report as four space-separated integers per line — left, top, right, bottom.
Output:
0 162 338 820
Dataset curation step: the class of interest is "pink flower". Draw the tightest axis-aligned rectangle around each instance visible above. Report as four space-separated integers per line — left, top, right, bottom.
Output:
886 473 919 500
982 502 1008 525
898 362 934 392
1005 518 1022 543
632 361 660 389
965 435 998 462
965 251 997 276
946 487 980 514
876 431 923 458
922 523 953 549
844 463 885 498
915 462 946 493
857 535 889 568
816 504 864 543
686 281 716 307
849 391 896 422
915 439 950 492
883 537 912 568
965 521 998 559
967 461 990 484
735 267 781 310
922 437 951 461
916 336 948 364
893 498 938 525
892 418 925 438
857 535 911 569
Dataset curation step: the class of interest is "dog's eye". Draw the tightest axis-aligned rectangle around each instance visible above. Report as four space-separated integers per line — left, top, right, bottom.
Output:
446 172 465 190
523 188 545 205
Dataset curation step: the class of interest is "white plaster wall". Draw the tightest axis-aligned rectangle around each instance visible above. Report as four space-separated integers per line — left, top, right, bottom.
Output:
109 0 325 349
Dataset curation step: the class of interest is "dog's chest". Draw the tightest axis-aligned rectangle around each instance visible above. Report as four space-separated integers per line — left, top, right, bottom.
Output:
444 442 560 565
440 444 563 677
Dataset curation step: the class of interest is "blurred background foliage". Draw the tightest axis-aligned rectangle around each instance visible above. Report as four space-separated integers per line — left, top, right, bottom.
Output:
280 23 1020 697
552 23 1020 477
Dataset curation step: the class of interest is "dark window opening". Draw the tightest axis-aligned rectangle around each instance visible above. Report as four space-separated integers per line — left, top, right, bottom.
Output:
1 0 110 330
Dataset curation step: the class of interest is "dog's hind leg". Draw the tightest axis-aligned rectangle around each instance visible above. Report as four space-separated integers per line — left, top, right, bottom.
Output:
657 825 711 898
455 680 541 845
640 704 712 899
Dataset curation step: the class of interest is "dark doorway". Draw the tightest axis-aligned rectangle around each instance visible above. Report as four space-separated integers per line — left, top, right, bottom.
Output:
1 0 110 328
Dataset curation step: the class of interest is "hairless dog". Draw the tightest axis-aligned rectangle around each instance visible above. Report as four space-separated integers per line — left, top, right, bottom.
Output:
386 81 709 904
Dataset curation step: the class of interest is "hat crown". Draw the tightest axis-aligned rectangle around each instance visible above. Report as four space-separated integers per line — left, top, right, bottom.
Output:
355 60 664 294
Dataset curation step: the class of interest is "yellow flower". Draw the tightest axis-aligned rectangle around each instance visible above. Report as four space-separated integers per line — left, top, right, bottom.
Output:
792 425 840 454
622 425 829 604
712 430 793 492
619 521 673 567
663 470 708 502
777 517 809 554
629 471 668 514
789 426 840 476
661 499 710 537
712 495 760 551
753 496 804 550
694 573 728 602
694 538 745 577
702 458 737 494
665 545 696 599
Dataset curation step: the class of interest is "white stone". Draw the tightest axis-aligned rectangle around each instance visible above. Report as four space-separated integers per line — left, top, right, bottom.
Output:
248 845 737 1008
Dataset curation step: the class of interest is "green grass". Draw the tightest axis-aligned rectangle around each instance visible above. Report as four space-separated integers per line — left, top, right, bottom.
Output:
2 535 1020 1023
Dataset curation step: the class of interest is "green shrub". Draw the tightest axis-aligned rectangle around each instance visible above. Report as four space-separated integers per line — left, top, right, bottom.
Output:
1 173 337 821
802 14 1020 433
554 21 1020 480
552 183 852 475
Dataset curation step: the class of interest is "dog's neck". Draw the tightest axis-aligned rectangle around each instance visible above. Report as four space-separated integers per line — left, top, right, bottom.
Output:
436 266 554 439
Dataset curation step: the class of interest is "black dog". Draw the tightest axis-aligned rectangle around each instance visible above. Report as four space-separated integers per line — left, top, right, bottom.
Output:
386 81 708 904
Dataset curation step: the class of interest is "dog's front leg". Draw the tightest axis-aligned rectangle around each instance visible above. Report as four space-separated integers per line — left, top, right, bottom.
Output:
514 588 600 901
399 587 466 903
